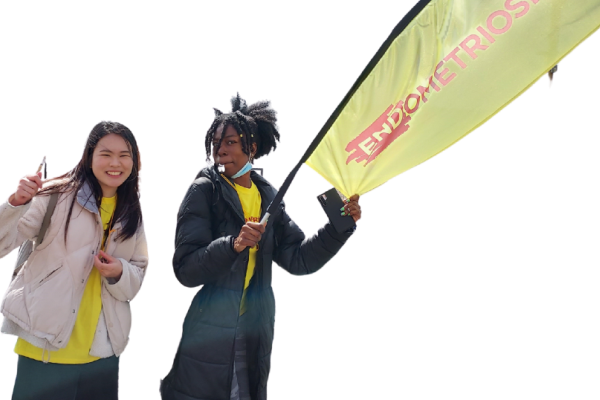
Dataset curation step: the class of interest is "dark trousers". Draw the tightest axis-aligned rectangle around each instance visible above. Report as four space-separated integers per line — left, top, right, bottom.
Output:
230 314 251 400
12 355 119 400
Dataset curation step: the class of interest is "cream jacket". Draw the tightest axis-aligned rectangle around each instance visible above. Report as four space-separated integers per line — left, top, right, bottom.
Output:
0 183 148 358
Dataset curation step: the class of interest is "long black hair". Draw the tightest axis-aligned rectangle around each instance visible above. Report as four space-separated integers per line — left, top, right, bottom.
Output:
205 94 280 162
40 121 142 242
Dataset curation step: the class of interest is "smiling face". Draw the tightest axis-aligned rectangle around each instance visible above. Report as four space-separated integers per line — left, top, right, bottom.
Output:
212 124 255 178
91 133 134 197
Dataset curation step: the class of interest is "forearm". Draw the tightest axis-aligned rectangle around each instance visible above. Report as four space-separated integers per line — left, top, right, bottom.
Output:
0 200 34 259
173 235 239 287
104 227 148 301
276 222 353 275
104 258 146 301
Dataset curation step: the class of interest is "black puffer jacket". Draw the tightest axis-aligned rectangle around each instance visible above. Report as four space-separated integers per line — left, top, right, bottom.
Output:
160 167 354 400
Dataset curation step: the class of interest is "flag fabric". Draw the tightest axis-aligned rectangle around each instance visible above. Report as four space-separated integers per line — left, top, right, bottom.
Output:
304 0 600 198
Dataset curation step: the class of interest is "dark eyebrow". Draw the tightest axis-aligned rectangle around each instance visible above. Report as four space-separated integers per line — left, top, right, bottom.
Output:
98 148 131 154
213 133 237 143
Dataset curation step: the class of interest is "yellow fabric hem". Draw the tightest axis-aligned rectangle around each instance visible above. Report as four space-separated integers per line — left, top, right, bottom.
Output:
14 344 101 364
15 196 117 364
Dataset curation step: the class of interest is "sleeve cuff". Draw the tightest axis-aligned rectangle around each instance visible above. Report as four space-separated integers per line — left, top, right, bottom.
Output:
4 197 31 210
103 258 133 301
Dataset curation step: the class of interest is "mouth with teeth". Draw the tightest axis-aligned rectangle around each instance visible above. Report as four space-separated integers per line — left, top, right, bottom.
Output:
107 171 122 176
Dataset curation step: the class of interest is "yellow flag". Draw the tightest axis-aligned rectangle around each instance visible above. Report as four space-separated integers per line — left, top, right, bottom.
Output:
306 0 600 197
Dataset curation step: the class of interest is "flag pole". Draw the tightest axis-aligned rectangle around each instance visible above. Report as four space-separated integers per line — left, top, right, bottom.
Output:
260 0 431 225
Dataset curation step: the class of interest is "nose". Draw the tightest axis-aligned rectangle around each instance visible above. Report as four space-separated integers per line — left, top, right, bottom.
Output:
217 146 227 157
109 156 121 167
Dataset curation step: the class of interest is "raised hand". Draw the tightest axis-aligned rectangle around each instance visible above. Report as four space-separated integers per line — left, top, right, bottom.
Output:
9 172 43 207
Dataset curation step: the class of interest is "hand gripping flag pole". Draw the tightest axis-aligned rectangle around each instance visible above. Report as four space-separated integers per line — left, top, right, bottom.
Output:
260 0 432 225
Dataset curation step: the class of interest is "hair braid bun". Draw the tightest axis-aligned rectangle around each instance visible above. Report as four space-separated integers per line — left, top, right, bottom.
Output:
245 100 280 159
204 94 281 162
231 93 248 114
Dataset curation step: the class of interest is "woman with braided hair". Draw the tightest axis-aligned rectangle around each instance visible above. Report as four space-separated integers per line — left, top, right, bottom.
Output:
160 94 361 400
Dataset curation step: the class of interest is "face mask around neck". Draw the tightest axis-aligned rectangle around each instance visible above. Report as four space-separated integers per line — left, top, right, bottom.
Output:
230 160 253 179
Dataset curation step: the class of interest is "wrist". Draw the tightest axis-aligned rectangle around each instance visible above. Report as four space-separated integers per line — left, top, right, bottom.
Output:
8 194 21 207
233 237 250 253
231 236 241 253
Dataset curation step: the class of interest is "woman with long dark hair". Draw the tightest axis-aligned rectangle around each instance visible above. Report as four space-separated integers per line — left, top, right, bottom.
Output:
160 95 361 400
0 121 148 400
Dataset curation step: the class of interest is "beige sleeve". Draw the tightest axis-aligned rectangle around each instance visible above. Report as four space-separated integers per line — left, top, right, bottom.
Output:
0 194 50 260
104 224 149 302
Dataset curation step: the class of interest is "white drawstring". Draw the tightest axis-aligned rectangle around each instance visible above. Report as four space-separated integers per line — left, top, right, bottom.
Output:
41 341 51 363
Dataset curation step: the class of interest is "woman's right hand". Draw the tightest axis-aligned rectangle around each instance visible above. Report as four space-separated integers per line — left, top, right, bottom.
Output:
233 222 265 253
8 172 43 207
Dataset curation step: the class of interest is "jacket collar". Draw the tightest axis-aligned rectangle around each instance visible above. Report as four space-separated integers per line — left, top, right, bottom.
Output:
77 181 99 214
201 166 279 223
76 181 124 216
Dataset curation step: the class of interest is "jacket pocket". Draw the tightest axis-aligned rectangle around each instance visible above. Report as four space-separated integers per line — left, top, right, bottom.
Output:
29 263 64 292
26 261 73 339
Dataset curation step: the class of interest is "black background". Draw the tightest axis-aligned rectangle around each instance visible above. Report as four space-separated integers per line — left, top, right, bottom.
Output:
0 3 597 399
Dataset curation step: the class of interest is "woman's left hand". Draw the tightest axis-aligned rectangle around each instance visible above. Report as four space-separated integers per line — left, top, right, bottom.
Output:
94 250 123 280
342 194 361 222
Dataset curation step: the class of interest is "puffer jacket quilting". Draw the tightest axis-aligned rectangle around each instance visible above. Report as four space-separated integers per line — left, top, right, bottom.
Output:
0 183 148 356
160 167 354 400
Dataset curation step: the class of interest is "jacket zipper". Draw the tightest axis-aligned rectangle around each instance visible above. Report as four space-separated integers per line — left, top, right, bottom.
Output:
212 170 281 393
217 176 253 394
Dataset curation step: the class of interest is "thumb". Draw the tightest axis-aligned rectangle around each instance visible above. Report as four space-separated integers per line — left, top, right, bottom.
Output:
37 171 42 178
98 250 113 261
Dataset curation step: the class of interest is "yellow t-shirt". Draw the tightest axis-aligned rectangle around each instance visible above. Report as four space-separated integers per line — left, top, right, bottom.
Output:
15 196 116 363
227 179 262 316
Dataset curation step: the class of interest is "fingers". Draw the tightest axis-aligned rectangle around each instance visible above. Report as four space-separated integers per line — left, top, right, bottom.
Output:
98 250 115 263
233 223 264 252
10 174 44 206
233 236 250 253
341 194 359 206
94 253 123 278
346 203 360 214
246 222 265 234
21 174 43 191
341 197 359 214
94 254 112 268
17 182 37 197
342 194 362 222
234 238 255 252
345 207 361 222
241 223 264 241
96 251 119 266
93 255 106 271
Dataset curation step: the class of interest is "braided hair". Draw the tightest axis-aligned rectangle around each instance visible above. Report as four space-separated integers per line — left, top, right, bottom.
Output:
205 94 280 162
